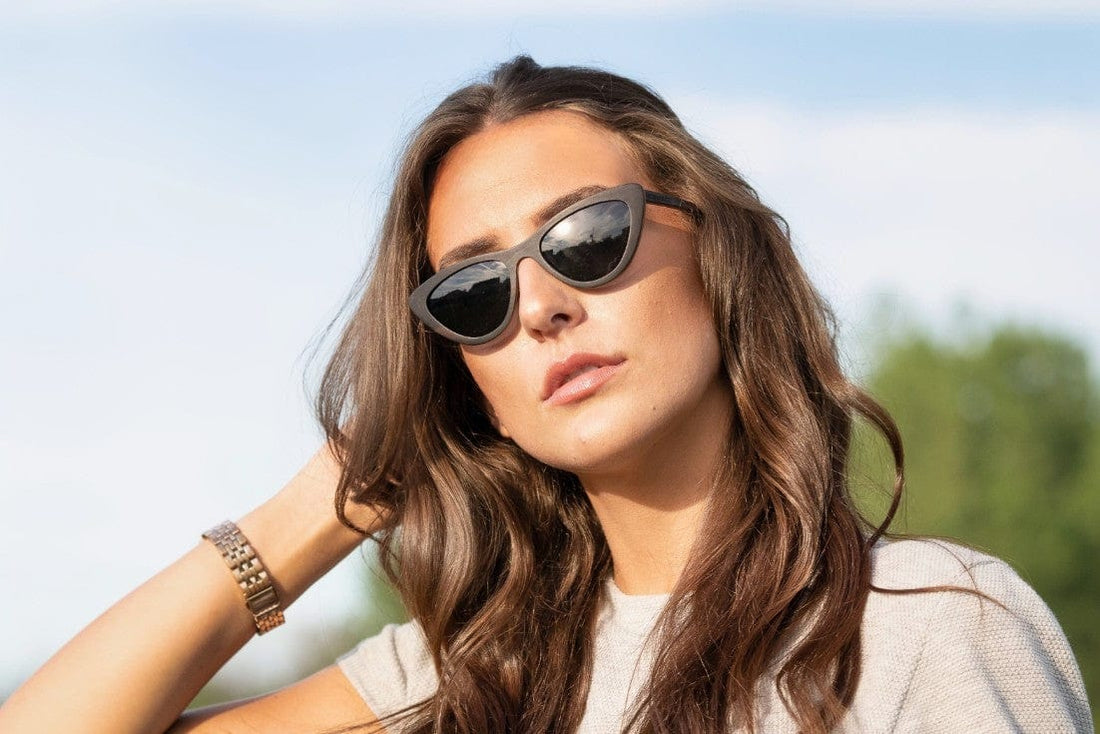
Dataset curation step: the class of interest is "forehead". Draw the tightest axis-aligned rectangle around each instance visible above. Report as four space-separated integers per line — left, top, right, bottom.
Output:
425 110 646 268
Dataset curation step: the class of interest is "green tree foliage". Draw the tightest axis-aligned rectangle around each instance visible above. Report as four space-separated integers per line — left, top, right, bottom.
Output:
859 320 1099 721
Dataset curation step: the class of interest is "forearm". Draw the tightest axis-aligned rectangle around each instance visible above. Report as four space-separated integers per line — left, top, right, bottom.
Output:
0 446 377 734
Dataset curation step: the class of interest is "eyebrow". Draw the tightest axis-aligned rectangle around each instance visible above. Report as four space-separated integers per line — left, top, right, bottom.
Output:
435 184 608 272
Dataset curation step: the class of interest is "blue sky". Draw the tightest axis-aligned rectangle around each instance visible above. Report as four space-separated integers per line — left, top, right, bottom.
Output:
2 1 1098 695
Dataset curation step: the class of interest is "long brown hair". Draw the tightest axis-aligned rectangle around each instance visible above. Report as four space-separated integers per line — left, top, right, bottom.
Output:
316 56 905 733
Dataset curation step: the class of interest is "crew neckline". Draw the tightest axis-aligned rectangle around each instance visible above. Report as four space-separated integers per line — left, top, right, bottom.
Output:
604 578 671 635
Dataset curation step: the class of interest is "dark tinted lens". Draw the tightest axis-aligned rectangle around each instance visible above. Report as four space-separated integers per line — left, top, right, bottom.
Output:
540 200 631 282
426 260 511 338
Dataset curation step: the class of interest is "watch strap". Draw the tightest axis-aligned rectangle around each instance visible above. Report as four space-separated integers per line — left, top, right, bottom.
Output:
203 521 285 635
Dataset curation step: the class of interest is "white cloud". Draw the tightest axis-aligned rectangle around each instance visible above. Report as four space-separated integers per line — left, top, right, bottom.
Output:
4 0 1099 21
734 0 1100 17
670 96 1100 361
0 97 377 685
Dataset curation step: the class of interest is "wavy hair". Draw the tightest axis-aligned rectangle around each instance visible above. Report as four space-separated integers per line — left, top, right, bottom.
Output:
315 56 905 733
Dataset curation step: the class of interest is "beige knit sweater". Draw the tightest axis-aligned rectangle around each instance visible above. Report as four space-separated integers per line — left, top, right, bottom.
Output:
338 539 1094 732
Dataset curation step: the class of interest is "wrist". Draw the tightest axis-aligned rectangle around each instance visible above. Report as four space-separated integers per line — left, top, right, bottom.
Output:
234 446 373 608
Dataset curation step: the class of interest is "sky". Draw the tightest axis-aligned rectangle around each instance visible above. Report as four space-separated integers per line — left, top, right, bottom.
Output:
1 0 1098 699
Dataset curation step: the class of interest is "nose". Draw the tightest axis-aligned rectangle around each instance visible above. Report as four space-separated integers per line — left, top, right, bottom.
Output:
514 257 585 341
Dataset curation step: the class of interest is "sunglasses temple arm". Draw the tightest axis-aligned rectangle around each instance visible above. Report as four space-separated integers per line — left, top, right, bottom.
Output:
644 190 700 219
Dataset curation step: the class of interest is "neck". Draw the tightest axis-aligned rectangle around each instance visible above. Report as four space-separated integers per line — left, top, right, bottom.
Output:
578 384 734 596
588 488 711 595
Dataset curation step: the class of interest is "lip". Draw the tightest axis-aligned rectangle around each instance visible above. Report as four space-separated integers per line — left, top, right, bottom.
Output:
541 352 626 405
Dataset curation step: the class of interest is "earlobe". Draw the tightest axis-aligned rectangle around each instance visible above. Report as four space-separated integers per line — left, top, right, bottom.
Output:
491 414 512 439
484 404 511 439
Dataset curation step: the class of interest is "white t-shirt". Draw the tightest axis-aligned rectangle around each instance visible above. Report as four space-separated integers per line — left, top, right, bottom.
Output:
338 539 1093 732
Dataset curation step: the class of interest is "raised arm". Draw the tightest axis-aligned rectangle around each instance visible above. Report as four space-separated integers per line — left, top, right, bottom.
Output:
0 444 387 734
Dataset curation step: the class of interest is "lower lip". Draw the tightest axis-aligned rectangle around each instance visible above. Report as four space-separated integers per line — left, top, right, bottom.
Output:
545 362 624 406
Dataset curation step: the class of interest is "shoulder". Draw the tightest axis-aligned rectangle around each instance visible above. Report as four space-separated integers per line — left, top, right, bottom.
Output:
865 538 1081 668
851 538 1093 733
863 536 1036 648
337 620 438 723
868 536 1006 590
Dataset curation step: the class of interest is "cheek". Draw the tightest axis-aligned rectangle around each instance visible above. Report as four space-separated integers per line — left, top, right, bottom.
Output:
461 354 525 433
638 260 715 340
643 269 724 385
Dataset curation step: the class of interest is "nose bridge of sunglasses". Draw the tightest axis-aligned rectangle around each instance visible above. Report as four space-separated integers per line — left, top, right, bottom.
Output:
517 254 574 292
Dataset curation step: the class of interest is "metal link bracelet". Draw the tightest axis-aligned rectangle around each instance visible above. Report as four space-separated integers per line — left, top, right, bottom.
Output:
202 521 285 634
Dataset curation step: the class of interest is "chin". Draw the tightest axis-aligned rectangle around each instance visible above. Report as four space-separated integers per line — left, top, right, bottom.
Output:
520 425 655 477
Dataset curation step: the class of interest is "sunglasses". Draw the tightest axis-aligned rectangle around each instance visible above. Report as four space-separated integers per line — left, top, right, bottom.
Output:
410 183 698 345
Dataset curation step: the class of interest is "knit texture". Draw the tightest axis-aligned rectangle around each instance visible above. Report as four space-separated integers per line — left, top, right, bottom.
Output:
337 539 1093 732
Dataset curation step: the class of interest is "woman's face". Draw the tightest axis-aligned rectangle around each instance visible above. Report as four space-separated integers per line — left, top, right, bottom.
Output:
426 110 733 480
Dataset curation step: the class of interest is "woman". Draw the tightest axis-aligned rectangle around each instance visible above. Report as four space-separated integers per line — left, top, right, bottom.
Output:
0 57 1091 733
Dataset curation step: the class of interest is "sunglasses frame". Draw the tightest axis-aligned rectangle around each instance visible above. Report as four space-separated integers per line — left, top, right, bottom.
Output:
410 183 697 345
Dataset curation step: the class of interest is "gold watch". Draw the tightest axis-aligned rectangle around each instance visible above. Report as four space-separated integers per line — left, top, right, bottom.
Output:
202 521 285 634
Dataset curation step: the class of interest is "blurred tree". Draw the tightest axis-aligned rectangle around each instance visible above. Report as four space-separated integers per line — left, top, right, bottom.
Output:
858 319 1099 722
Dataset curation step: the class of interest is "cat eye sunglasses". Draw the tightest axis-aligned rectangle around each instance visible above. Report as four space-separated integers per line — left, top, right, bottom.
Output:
409 183 698 345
